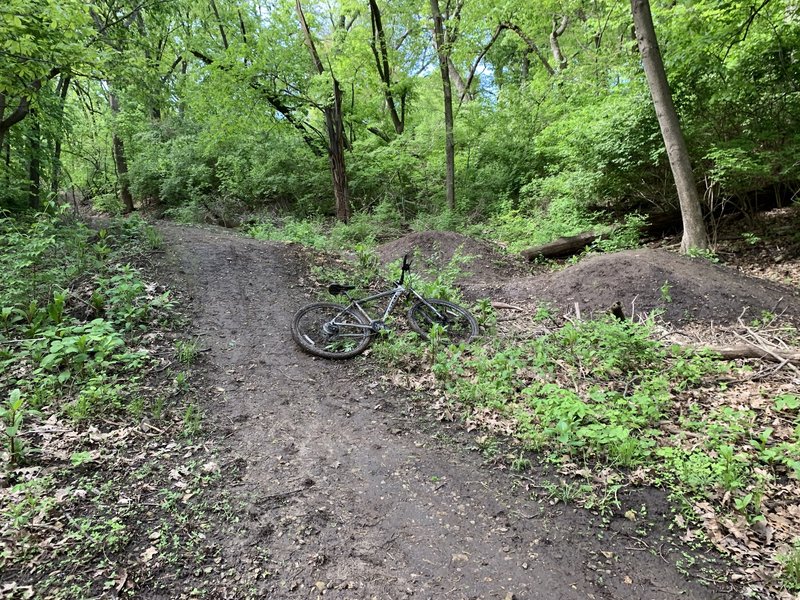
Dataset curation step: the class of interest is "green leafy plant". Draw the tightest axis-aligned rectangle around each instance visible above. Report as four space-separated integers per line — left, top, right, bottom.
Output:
775 394 800 411
473 298 497 331
182 403 203 438
780 540 800 592
1 389 34 466
686 248 720 263
742 232 761 246
594 213 648 253
660 280 672 303
70 451 94 467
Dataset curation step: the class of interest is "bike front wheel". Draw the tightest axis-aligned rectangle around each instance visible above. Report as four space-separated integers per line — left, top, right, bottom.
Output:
291 302 373 359
407 299 479 344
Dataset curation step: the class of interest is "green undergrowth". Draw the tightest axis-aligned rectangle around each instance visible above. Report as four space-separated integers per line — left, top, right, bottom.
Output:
0 207 241 597
377 306 800 593
245 201 404 251
0 209 173 438
241 201 647 259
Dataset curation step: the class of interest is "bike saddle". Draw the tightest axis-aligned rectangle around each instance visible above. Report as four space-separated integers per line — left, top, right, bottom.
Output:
328 283 356 296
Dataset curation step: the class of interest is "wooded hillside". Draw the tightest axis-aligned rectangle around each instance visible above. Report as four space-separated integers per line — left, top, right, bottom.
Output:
2 0 798 248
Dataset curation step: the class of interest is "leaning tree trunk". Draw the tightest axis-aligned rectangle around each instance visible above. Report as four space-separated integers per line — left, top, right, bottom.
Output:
296 0 351 222
430 0 456 211
631 0 708 252
369 0 405 135
326 79 351 222
109 92 134 214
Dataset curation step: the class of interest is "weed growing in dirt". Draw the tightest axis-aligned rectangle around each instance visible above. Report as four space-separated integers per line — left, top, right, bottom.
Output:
182 403 203 437
397 302 800 594
780 541 800 591
404 315 759 509
686 247 721 263
742 232 761 246
473 298 498 332
660 280 672 303
247 217 328 248
246 205 403 251
176 339 200 364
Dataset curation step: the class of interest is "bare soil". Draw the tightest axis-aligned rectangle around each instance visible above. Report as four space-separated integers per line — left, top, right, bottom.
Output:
155 223 737 599
464 248 800 325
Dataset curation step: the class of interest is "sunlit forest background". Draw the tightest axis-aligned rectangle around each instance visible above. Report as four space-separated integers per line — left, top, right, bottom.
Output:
1 0 798 249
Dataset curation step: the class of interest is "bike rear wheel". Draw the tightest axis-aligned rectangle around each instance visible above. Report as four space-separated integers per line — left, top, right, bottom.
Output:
291 302 373 359
407 299 479 344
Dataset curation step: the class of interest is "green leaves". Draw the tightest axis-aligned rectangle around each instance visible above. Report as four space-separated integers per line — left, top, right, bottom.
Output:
0 0 94 91
1 388 35 465
775 394 800 412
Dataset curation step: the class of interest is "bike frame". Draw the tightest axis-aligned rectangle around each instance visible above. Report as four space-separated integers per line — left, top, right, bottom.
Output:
325 254 448 336
331 284 441 335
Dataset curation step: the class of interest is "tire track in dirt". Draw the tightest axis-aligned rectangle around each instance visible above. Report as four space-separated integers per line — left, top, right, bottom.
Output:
160 223 732 600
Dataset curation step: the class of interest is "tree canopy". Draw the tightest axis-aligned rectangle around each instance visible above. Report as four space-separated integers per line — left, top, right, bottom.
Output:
1 0 797 246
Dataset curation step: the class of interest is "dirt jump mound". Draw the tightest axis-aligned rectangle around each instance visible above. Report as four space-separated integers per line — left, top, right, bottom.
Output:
467 248 800 325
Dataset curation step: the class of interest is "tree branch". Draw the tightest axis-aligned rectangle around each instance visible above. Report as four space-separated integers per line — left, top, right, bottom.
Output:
501 21 555 76
210 0 229 50
190 49 325 156
550 15 569 70
460 23 505 107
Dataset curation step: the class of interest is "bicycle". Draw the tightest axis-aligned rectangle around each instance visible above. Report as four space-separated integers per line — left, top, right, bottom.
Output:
291 254 479 359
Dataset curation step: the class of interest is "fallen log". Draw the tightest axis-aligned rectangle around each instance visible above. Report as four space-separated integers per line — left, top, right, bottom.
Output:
521 232 600 261
681 343 800 365
642 211 682 238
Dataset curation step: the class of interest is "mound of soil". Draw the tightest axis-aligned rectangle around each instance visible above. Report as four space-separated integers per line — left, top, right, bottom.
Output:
375 230 525 283
466 248 800 324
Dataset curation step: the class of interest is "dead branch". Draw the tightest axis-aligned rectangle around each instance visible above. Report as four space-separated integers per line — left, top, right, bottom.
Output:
678 343 800 367
491 302 524 311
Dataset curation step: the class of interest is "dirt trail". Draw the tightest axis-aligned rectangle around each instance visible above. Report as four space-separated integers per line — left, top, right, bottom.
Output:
160 223 731 599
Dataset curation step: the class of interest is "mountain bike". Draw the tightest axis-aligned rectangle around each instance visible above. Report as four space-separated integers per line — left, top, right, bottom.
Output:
291 254 479 359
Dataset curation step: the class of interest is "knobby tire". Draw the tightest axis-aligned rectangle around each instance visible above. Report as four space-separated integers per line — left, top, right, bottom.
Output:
291 302 373 359
407 299 479 344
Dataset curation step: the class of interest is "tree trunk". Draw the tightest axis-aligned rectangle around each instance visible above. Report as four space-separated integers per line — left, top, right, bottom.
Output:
448 58 471 103
520 232 601 260
631 0 708 252
430 0 456 211
0 93 5 153
296 0 351 222
28 113 41 210
326 80 351 222
550 16 569 70
369 0 404 135
109 92 134 214
521 50 530 80
51 75 72 196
